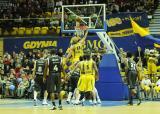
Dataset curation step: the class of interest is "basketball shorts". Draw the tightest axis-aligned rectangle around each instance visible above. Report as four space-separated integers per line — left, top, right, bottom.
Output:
77 74 95 92
68 74 79 92
47 73 61 93
34 75 46 91
127 71 137 89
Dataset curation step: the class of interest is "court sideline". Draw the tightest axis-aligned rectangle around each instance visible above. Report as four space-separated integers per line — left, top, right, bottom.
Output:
0 99 160 114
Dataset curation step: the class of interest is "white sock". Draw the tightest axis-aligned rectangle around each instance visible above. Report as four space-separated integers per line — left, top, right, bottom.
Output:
75 94 81 104
34 91 38 100
94 87 100 100
67 92 73 101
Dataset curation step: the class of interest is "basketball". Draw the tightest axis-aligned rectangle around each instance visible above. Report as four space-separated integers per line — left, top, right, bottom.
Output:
75 17 82 23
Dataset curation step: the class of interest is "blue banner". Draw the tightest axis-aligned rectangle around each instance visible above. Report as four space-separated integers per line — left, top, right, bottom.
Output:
3 36 105 53
106 12 149 37
4 35 156 54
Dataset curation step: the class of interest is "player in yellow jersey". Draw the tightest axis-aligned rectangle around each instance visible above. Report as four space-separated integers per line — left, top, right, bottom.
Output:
66 28 88 65
137 58 144 81
69 50 99 105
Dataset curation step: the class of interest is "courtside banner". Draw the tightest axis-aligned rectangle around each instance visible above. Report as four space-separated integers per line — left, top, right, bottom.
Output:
106 12 149 37
3 36 105 53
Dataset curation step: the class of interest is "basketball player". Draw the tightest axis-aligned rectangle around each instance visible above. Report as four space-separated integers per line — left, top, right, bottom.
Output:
125 53 141 105
66 24 88 64
136 58 144 81
46 49 63 110
33 55 48 106
70 51 99 105
66 56 83 104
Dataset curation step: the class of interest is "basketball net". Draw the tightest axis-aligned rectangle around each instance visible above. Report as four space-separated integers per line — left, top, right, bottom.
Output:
75 25 87 37
75 21 88 37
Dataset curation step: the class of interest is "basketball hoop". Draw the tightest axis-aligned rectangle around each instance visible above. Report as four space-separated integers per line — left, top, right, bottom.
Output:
75 25 88 37
61 4 106 33
75 25 88 31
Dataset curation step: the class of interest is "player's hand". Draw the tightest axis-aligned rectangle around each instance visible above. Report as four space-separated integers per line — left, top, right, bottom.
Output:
85 26 89 30
95 75 99 81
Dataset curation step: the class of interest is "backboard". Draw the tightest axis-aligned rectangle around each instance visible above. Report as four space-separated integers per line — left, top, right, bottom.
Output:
61 4 107 33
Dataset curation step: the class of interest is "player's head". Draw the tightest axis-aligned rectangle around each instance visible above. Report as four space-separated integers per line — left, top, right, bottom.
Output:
127 52 132 58
50 48 57 55
94 47 98 53
36 53 43 59
70 36 80 45
75 17 81 27
57 48 63 57
36 55 41 59
84 49 91 60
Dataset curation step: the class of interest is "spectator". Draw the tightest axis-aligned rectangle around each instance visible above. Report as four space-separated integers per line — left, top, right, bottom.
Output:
17 75 29 98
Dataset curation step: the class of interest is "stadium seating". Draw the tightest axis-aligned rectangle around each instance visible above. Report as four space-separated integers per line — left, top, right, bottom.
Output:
41 27 48 35
25 28 33 35
0 0 157 37
18 27 26 36
11 27 18 36
56 26 61 34
3 30 9 36
33 27 41 35
45 12 52 17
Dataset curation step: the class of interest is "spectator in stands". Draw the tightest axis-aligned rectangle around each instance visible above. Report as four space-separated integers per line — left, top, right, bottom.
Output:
141 75 152 100
111 3 119 13
5 75 15 97
22 58 30 68
0 0 158 36
0 57 4 72
153 77 160 98
17 74 29 98
0 75 6 98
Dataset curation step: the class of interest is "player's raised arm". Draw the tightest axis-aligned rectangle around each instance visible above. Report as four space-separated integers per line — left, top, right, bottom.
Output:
79 28 88 44
68 62 80 77
93 60 99 81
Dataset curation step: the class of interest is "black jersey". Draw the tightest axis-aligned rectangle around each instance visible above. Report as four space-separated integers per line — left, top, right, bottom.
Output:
35 59 46 76
49 55 61 74
128 59 136 71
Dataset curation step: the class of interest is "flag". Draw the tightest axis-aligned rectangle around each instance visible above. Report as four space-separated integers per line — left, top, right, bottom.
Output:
130 17 160 45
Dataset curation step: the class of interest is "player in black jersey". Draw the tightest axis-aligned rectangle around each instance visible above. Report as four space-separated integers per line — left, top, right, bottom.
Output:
125 53 141 106
46 49 64 110
66 56 83 104
33 55 48 106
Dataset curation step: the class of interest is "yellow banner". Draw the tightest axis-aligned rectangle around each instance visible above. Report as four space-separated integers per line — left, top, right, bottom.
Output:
107 28 149 37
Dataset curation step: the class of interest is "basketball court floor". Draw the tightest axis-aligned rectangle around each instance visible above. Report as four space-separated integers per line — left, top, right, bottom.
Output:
0 99 160 114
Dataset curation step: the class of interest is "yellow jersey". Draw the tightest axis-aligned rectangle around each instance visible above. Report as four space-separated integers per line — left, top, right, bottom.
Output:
73 42 84 60
80 60 94 75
